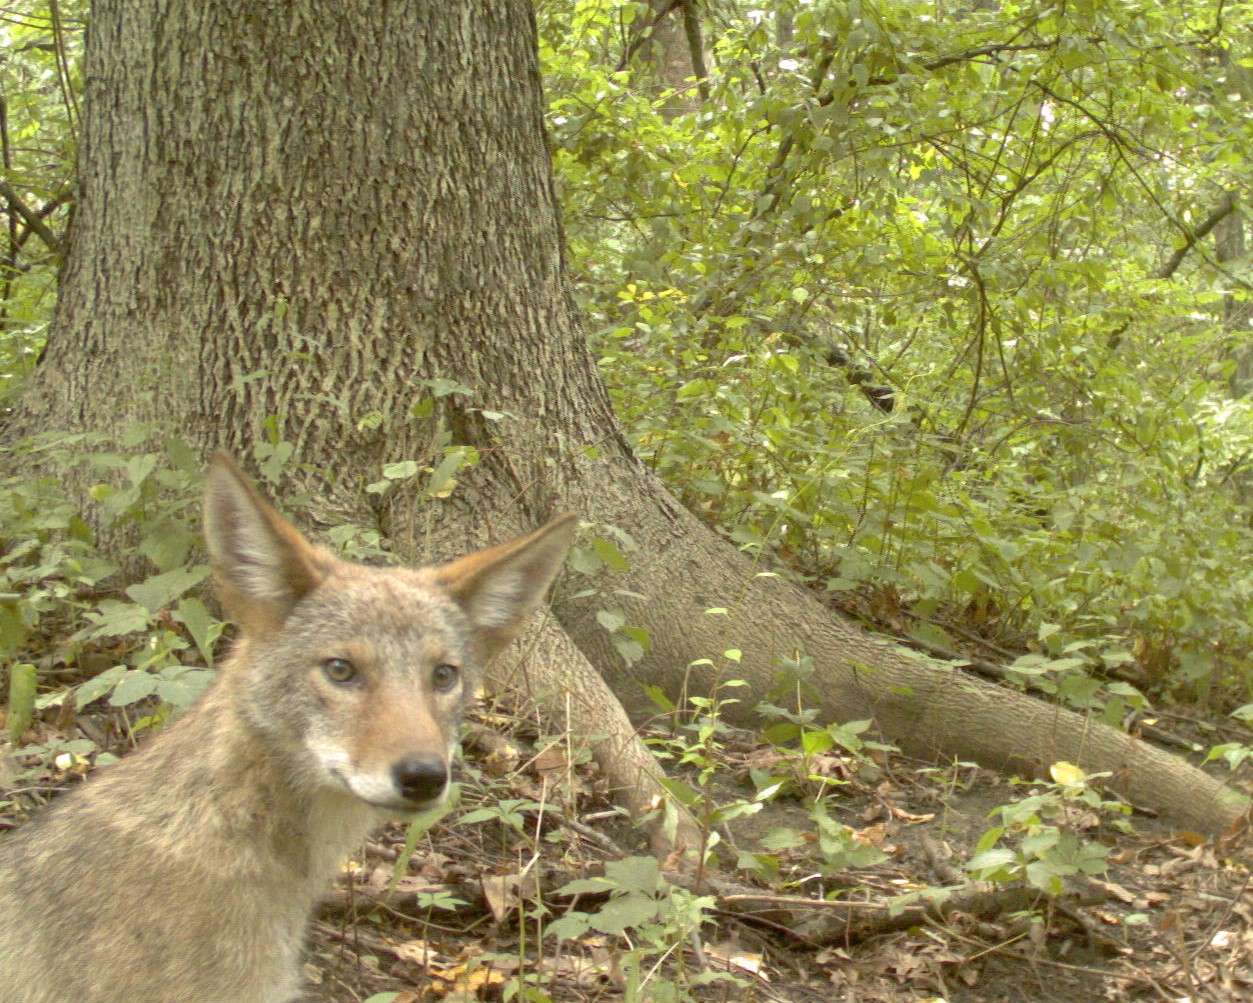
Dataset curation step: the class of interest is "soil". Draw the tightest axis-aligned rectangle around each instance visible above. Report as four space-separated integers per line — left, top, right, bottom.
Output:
290 710 1253 1003
3 690 1252 1003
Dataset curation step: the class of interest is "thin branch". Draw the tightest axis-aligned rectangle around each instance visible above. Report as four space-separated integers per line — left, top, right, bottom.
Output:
0 182 63 256
1155 191 1238 280
615 0 683 74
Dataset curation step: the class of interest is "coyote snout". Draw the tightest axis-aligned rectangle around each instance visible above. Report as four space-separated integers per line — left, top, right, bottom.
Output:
296 624 468 812
0 453 576 1003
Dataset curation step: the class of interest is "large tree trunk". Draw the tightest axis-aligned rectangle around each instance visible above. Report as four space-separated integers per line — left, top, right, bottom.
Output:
5 0 1245 844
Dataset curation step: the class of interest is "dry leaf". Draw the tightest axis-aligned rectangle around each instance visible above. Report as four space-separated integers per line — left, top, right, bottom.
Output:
890 807 936 823
481 746 520 778
707 940 768 979
392 938 436 965
531 744 568 773
853 823 887 847
427 960 507 1002
481 870 537 923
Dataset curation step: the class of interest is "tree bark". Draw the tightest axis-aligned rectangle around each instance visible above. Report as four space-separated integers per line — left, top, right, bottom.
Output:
632 0 705 119
5 0 1245 845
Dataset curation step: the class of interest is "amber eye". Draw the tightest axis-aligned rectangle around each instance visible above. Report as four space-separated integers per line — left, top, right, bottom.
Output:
432 663 460 691
323 658 357 685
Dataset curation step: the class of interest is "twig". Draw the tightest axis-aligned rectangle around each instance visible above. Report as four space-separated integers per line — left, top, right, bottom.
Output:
0 182 62 255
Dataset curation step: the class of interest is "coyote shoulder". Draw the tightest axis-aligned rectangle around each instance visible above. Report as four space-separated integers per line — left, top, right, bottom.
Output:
0 453 575 1003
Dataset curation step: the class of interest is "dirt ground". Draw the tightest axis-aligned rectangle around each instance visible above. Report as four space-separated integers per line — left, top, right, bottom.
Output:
280 708 1253 1003
3 685 1251 1003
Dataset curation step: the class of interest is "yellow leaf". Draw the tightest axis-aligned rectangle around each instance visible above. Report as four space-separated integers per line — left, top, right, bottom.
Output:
1049 761 1086 786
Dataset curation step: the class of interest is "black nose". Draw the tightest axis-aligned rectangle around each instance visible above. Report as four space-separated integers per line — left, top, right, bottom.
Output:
391 754 448 803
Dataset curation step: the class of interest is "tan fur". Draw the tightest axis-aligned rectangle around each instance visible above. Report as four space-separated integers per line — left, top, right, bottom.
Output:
0 453 575 1003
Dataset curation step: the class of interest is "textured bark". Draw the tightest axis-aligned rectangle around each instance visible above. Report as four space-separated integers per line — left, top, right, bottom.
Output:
5 0 1246 847
634 0 705 119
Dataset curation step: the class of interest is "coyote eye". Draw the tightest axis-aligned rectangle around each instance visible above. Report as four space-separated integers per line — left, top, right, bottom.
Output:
322 658 357 685
432 663 460 691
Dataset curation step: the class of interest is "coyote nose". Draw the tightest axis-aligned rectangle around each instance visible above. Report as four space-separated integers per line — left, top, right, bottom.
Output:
392 754 447 802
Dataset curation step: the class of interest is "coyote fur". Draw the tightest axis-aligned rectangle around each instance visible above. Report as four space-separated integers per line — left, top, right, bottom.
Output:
0 453 576 1003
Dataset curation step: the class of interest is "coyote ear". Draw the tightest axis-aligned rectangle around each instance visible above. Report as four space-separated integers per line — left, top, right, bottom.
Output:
436 513 577 661
203 451 332 630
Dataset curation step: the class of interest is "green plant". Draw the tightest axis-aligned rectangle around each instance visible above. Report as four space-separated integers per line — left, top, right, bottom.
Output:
966 765 1130 894
645 653 768 867
538 0 1253 717
548 855 739 1003
1202 703 1253 772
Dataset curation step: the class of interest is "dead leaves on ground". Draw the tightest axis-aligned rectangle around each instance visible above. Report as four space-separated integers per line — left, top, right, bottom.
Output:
298 719 1253 1003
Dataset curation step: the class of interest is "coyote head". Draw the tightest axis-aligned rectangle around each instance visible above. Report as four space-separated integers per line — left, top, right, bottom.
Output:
202 453 575 812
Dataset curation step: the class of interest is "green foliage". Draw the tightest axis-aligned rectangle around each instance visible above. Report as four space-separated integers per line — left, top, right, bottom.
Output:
549 855 739 1002
540 0 1253 709
966 769 1130 894
1202 703 1253 771
0 435 222 768
646 664 765 862
5 661 35 742
0 0 83 405
5 0 1253 714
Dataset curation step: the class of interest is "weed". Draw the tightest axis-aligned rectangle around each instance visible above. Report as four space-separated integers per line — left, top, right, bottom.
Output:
966 764 1130 894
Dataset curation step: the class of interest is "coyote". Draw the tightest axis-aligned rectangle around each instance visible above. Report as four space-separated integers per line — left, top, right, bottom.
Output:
0 453 576 1003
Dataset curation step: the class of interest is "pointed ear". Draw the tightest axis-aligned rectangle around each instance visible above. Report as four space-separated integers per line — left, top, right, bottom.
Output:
202 451 333 632
435 513 577 661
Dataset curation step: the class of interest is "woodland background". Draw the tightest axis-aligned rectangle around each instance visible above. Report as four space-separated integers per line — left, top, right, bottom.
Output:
9 0 1251 716
3 2 1253 1001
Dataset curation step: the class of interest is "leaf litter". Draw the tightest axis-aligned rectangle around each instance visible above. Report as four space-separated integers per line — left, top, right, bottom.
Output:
3 687 1252 1002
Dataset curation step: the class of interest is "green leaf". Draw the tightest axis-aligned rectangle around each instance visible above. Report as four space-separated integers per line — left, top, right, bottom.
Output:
255 440 293 483
381 460 420 480
965 848 1018 875
758 827 805 852
174 597 221 668
0 599 28 658
81 600 154 639
553 876 614 896
139 520 196 573
154 667 214 709
125 565 210 614
124 452 158 488
590 537 630 572
108 670 159 707
658 776 702 809
543 912 592 941
611 632 645 666
588 893 660 934
424 377 474 398
73 664 129 706
596 609 626 633
604 855 662 892
426 449 469 498
7 663 37 743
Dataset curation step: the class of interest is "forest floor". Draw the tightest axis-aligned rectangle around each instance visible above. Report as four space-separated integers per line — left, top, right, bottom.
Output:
287 700 1253 1003
3 657 1253 1002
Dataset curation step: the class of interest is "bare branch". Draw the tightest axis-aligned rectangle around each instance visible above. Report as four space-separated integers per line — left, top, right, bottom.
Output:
1156 191 1238 280
0 182 63 256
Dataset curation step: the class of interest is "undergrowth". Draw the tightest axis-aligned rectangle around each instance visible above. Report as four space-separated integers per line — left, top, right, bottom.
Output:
0 440 1187 1003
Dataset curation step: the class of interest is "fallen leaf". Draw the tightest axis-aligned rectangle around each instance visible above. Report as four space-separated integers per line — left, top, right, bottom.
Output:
532 745 568 773
853 823 887 847
481 870 537 924
707 940 768 979
392 938 436 965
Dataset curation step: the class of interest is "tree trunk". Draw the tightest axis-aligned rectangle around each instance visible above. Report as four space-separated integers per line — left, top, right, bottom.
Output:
5 0 1245 845
633 0 706 119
